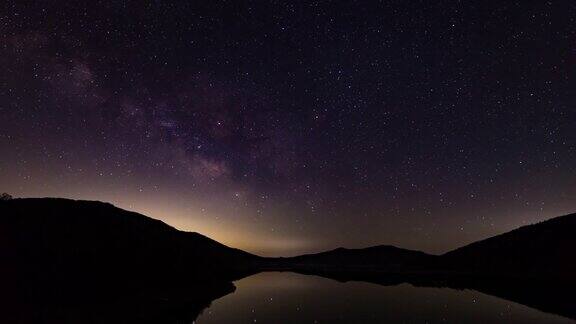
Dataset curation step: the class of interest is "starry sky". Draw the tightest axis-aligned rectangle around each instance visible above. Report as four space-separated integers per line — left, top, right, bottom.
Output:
1 1 576 256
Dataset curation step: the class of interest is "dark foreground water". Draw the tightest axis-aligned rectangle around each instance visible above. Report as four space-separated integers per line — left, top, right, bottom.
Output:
196 272 574 324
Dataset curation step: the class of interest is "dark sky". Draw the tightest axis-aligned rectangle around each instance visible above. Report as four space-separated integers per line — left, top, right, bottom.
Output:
1 1 575 256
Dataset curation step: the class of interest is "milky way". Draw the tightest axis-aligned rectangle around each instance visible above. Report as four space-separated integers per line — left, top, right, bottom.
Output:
1 1 576 256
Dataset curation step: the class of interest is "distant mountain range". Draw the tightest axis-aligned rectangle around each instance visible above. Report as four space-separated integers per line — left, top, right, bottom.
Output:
1 197 575 322
2 197 575 281
265 212 576 281
267 245 435 273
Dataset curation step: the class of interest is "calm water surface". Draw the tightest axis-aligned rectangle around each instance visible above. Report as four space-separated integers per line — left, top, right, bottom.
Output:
196 272 573 324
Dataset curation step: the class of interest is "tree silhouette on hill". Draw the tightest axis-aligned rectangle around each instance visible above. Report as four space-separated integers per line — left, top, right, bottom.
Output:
0 193 12 200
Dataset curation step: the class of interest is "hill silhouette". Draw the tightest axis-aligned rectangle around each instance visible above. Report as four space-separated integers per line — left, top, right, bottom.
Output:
2 197 575 322
267 245 436 272
0 198 261 323
0 198 261 279
269 213 576 281
264 214 576 320
440 213 576 279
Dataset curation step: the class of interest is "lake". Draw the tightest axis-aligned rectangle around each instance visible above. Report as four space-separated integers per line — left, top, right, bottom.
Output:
196 272 574 323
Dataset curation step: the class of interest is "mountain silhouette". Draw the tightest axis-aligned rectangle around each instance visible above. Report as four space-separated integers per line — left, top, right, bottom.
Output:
262 214 576 320
0 198 261 278
1 197 575 322
439 213 576 279
0 198 261 323
268 213 576 281
267 245 436 272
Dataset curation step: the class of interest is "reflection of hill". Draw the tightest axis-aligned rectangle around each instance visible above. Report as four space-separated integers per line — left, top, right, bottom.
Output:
2 279 234 323
287 270 576 321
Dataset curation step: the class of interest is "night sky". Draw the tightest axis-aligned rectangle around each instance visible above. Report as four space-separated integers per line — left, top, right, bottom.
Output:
1 1 575 256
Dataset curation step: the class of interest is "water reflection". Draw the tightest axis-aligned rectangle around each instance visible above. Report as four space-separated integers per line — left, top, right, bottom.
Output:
5 271 574 323
197 272 574 323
